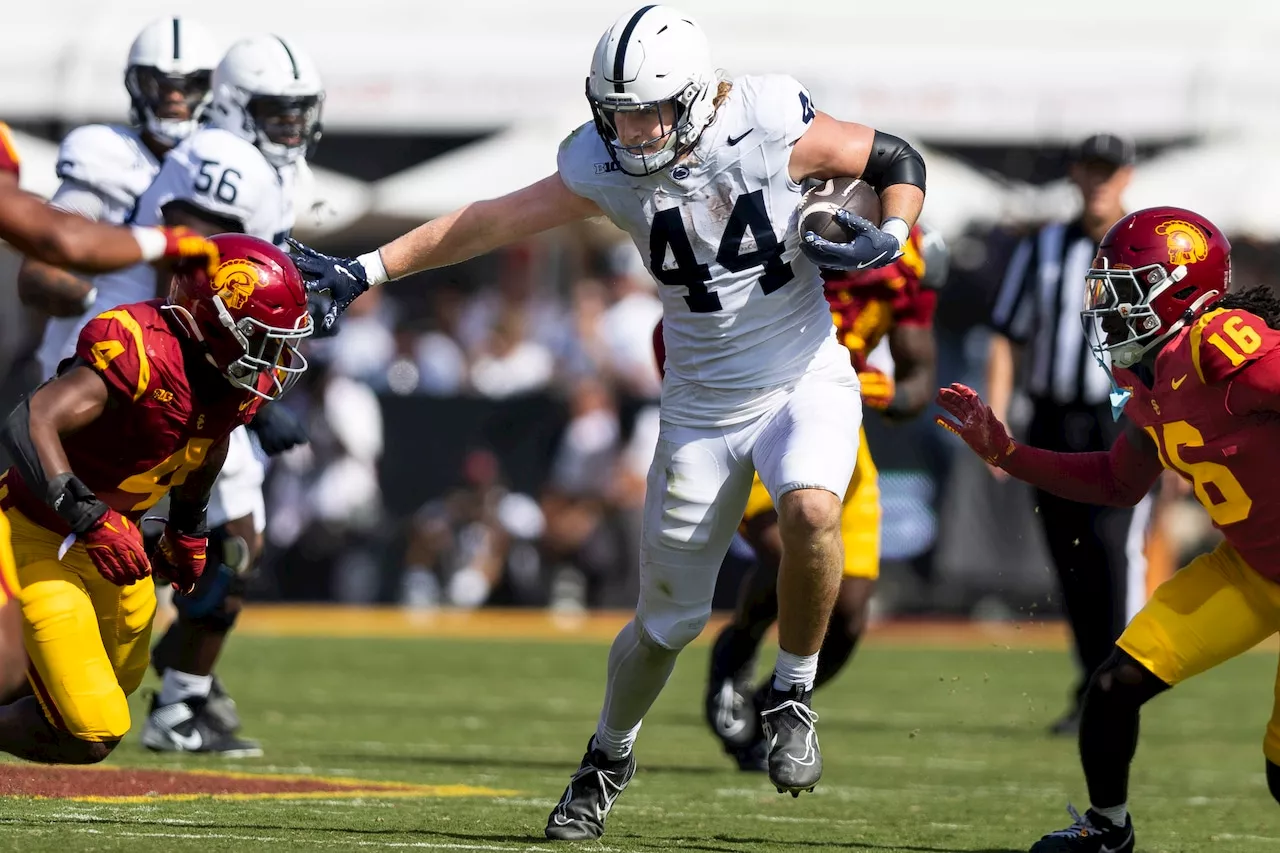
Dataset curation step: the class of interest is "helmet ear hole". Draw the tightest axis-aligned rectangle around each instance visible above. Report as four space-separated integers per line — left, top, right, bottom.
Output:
1173 285 1198 301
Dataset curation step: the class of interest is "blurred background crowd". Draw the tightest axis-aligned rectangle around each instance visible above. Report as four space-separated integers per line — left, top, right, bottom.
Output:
4 0 1278 622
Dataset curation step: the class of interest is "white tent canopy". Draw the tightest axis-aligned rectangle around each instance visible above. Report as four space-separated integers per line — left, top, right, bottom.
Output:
1125 138 1280 240
374 126 1016 238
4 1 1280 141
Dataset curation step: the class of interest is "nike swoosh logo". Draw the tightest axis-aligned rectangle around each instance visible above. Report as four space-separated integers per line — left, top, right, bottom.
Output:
727 129 754 146
713 682 747 738
1171 374 1187 389
784 727 819 767
164 725 202 751
1101 829 1133 853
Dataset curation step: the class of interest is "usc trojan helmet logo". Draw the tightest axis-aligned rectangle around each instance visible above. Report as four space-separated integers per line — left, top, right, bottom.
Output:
211 259 259 310
1155 220 1210 266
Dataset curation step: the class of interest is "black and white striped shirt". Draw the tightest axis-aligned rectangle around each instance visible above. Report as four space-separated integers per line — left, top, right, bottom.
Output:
989 219 1113 406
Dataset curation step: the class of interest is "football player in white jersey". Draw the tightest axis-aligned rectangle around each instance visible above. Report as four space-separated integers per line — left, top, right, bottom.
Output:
290 5 924 839
19 16 219 380
44 34 322 758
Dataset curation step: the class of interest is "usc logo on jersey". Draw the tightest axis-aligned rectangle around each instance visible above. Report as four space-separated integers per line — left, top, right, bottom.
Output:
211 259 259 310
1156 219 1210 267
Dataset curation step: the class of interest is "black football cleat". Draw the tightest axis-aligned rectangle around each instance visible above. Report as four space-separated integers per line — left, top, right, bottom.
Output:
758 683 822 796
544 738 636 841
1048 705 1082 738
204 674 243 734
1029 804 1134 853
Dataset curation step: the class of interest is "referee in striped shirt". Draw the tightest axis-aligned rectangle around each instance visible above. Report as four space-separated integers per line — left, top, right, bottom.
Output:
987 133 1153 736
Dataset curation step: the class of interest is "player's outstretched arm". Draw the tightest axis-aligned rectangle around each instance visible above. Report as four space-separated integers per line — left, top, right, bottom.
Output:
0 179 219 277
0 366 152 584
291 173 603 328
935 383 1162 506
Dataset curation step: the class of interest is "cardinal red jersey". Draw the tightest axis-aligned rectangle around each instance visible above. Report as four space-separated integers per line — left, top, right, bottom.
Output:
0 122 20 179
1115 307 1280 580
823 226 936 370
1 299 265 534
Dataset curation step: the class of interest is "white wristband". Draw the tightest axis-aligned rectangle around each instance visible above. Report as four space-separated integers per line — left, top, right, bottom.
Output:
356 249 389 287
131 226 168 262
881 217 911 251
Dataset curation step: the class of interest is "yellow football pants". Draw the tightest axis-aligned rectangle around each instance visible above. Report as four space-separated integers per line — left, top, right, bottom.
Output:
742 426 881 579
4 508 155 741
1118 540 1280 765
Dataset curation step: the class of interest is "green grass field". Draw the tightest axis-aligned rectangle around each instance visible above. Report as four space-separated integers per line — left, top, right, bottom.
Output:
0 627 1276 852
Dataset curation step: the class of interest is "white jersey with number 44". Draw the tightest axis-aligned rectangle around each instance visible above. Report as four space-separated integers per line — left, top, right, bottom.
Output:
558 73 850 427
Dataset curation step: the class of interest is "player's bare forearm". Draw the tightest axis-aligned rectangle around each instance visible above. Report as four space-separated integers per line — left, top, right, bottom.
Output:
167 435 229 530
887 324 936 419
1002 425 1161 507
0 188 143 273
878 183 924 231
16 258 94 317
378 173 601 280
985 334 1017 424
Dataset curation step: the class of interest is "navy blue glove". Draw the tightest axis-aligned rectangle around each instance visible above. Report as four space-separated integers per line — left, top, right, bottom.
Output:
306 292 341 339
286 238 368 329
247 404 309 456
802 209 903 271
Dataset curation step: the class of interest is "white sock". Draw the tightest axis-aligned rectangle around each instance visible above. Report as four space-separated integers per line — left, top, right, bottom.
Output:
158 669 213 707
772 649 818 692
594 619 679 761
593 723 642 763
1093 803 1128 827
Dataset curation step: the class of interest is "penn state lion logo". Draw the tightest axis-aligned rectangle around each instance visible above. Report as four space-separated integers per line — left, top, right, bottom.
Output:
1155 220 1210 266
211 259 259 310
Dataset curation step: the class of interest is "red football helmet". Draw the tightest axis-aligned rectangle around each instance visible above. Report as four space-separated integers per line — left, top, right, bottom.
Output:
165 233 313 399
1083 206 1231 368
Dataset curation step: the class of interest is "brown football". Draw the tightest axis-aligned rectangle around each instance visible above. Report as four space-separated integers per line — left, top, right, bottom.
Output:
798 177 882 242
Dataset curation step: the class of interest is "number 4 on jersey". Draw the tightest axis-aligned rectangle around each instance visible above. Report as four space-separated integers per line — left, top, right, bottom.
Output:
649 189 794 313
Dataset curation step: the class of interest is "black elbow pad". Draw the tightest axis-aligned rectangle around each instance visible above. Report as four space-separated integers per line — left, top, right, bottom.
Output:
862 131 926 193
0 398 46 498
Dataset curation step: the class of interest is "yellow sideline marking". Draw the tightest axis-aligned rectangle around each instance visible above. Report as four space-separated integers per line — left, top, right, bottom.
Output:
234 606 1078 649
64 785 515 804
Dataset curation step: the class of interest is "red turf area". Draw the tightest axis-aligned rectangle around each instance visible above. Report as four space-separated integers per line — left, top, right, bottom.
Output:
0 765 410 799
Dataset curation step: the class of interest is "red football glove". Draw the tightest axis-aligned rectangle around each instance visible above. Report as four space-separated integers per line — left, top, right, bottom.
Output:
152 527 208 595
81 510 151 586
934 382 1016 466
858 368 896 410
158 226 220 278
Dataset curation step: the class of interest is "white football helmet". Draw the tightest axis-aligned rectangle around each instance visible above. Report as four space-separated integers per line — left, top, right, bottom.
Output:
586 5 718 176
125 17 219 148
206 34 324 168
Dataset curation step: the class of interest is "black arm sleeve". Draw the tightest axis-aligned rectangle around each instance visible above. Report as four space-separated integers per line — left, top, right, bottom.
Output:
0 397 47 497
0 397 107 534
862 131 926 193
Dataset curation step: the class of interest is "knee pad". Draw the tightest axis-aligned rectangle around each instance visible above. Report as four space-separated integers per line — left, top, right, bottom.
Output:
1085 648 1169 711
57 685 132 742
635 603 711 652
